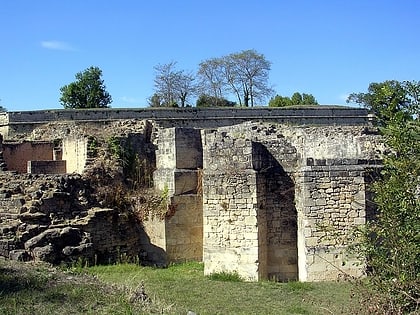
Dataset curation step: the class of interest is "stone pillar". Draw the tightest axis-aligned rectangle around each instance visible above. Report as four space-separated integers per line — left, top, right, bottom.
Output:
62 136 88 173
295 159 368 281
202 129 261 281
144 127 203 263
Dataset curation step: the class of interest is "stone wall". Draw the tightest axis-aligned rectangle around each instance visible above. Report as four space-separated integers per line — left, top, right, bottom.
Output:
0 171 163 266
27 160 66 174
0 107 372 139
2 141 54 173
62 136 88 174
201 127 300 281
144 127 203 263
201 122 381 281
0 108 384 282
295 160 373 281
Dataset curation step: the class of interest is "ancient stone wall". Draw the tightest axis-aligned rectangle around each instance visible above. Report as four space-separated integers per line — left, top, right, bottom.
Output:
2 141 54 173
62 136 88 173
201 122 381 281
295 161 372 281
144 127 203 263
0 119 164 266
0 107 371 139
202 132 260 280
201 126 300 281
0 108 384 282
27 160 66 174
0 171 163 266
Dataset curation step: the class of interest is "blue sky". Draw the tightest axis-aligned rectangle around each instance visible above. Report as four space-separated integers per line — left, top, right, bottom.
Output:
1 0 419 111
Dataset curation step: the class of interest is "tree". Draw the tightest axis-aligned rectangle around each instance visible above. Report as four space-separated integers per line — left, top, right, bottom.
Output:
301 93 318 105
228 50 273 107
59 66 112 109
348 80 419 314
153 62 179 107
196 94 236 107
291 92 303 105
0 99 6 112
176 70 196 107
148 93 163 108
197 50 273 107
268 95 292 107
152 61 196 107
197 58 226 106
269 92 318 107
347 80 419 126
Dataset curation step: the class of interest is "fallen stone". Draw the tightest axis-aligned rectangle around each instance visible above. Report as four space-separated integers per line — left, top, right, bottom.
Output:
9 249 31 262
32 244 56 263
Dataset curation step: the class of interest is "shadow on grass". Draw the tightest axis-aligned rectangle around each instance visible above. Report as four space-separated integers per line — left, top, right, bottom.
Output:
0 266 47 295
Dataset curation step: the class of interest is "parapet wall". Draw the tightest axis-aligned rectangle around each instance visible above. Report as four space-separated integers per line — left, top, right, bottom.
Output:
0 106 372 138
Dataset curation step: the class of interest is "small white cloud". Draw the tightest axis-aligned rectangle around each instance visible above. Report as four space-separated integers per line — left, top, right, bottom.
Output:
41 40 75 51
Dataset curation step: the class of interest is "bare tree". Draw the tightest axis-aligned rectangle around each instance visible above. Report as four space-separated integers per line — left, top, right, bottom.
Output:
197 58 226 106
229 50 273 107
153 62 196 107
176 70 196 107
197 50 273 107
153 61 179 107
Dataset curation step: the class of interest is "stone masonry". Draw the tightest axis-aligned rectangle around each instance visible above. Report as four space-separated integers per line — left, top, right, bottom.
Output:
0 107 383 282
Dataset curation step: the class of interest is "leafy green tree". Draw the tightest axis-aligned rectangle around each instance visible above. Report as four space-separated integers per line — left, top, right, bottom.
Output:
291 92 303 105
268 95 292 107
196 94 236 107
301 93 318 105
348 80 419 314
148 93 163 107
59 66 112 109
269 92 318 107
347 80 419 126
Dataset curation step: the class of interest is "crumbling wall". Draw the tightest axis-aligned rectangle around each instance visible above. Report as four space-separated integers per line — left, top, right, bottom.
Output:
0 171 162 266
0 120 164 266
0 112 384 282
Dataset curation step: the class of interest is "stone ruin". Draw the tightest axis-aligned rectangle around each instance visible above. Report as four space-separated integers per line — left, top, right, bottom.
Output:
0 107 383 281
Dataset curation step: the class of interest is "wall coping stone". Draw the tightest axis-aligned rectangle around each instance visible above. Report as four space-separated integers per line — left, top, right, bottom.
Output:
1 106 371 126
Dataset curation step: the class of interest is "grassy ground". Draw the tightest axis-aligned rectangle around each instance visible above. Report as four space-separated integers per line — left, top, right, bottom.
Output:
0 259 361 314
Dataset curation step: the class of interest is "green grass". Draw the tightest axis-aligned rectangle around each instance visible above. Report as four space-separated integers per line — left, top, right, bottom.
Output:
0 259 360 314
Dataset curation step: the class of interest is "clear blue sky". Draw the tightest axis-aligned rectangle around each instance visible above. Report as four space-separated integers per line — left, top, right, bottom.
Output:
1 0 419 111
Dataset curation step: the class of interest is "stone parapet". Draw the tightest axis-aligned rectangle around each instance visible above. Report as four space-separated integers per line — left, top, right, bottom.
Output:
0 107 372 138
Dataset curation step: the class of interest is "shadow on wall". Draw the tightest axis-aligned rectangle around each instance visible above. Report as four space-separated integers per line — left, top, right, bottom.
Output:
253 142 298 281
